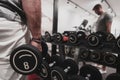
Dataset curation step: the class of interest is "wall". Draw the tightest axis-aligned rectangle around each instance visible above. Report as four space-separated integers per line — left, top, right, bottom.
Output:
58 0 97 33
41 0 53 35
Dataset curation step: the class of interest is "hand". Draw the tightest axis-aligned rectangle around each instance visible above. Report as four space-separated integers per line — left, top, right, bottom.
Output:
30 40 42 52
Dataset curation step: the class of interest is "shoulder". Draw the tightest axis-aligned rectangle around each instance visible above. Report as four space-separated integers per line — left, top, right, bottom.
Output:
104 12 113 18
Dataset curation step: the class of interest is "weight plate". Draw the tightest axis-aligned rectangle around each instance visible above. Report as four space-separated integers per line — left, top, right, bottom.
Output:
87 34 100 47
45 31 51 42
78 48 89 60
116 36 120 48
90 51 101 61
96 31 106 38
80 64 102 80
37 60 51 79
43 53 51 64
69 33 78 44
51 66 67 80
10 44 42 75
53 33 63 43
50 55 65 67
103 53 117 65
62 59 79 75
106 73 120 80
106 33 115 42
77 31 86 40
68 75 86 80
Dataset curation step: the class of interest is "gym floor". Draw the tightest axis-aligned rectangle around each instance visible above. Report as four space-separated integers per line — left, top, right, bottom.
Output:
102 67 116 79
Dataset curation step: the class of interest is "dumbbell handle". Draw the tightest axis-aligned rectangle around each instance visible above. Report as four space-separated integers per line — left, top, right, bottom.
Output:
64 66 70 72
49 61 56 67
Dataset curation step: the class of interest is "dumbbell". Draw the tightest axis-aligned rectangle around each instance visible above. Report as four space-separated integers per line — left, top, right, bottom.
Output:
10 41 48 75
113 35 120 52
96 31 115 42
90 50 101 62
36 60 51 80
106 73 120 80
52 32 69 43
79 64 102 80
78 48 90 61
37 54 65 79
63 31 71 36
116 35 120 49
49 54 65 67
51 59 79 80
103 52 117 66
10 44 42 75
68 31 86 44
68 75 87 80
87 31 115 47
44 31 52 42
106 32 115 42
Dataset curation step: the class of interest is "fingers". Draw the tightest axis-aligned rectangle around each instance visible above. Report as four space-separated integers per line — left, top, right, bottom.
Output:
30 40 42 52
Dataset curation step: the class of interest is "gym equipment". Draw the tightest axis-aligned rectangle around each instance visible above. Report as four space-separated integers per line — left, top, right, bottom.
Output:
10 41 49 75
63 31 71 36
87 33 99 47
69 31 86 44
52 33 63 43
96 31 115 42
37 54 65 79
106 33 115 42
103 52 117 66
51 66 67 80
42 53 51 64
61 59 79 75
81 19 88 28
51 59 79 80
44 31 52 42
78 48 90 61
65 46 75 57
87 32 104 47
64 45 71 55
79 64 102 80
116 35 120 49
90 50 101 62
106 73 120 80
113 35 120 52
49 55 65 67
36 60 51 79
87 31 115 47
52 32 69 43
10 44 42 75
68 75 86 80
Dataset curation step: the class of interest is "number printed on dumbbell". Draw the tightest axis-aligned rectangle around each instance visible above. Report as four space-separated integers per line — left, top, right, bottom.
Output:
23 62 30 70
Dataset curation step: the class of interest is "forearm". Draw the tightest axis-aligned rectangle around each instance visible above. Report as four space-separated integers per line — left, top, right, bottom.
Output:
22 0 41 39
106 22 112 33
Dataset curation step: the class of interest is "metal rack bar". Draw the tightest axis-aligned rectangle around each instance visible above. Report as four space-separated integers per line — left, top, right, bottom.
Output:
52 0 59 55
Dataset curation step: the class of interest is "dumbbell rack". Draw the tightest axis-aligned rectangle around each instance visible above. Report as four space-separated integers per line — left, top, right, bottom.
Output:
45 40 120 74
50 0 120 78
